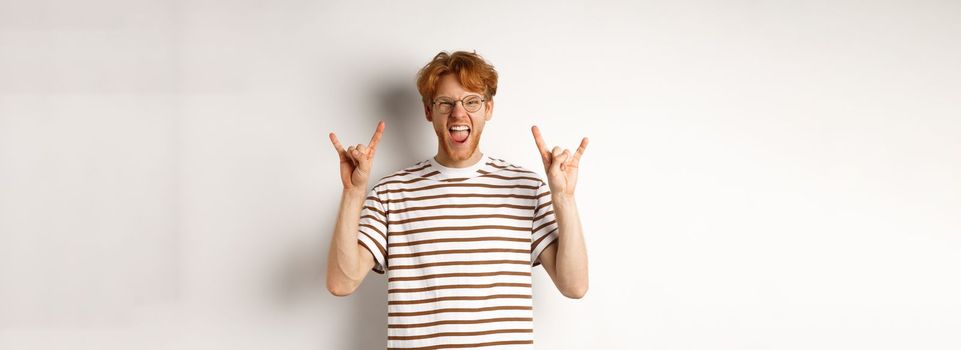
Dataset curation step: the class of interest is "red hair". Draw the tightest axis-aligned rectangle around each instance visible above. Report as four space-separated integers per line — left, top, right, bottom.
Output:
416 51 499 107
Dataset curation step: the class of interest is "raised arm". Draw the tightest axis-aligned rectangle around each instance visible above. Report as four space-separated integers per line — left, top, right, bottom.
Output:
326 120 384 296
531 125 590 299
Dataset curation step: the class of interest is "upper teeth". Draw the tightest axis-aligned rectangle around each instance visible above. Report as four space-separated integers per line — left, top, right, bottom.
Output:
450 125 469 131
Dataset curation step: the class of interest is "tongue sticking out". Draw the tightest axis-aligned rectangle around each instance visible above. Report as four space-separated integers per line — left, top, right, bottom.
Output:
451 130 469 143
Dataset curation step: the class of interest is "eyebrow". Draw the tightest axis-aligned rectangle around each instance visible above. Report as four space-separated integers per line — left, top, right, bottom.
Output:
435 94 483 100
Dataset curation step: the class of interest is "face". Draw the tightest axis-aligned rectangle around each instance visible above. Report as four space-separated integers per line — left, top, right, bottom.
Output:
425 73 494 163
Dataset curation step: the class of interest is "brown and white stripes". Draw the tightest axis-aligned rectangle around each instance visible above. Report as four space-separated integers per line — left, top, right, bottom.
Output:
356 154 559 350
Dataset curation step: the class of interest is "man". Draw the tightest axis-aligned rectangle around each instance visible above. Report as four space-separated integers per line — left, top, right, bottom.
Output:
326 51 589 349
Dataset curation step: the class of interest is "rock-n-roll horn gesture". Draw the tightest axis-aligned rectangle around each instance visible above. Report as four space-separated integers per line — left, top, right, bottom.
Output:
329 120 385 192
532 125 588 199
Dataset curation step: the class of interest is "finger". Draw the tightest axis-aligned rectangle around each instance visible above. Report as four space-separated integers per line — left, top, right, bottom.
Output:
550 147 566 173
347 145 359 166
357 144 369 160
531 126 550 164
560 149 572 170
353 152 363 167
329 132 347 160
550 146 562 170
368 120 385 150
571 137 588 165
574 137 588 159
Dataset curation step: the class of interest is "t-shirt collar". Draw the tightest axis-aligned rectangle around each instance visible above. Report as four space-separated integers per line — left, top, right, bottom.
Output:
429 153 488 178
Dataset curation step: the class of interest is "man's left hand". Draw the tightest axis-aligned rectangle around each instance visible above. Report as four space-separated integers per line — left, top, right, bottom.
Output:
531 125 588 199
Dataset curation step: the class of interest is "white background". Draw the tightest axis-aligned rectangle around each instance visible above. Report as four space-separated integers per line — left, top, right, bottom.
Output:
2 0 960 349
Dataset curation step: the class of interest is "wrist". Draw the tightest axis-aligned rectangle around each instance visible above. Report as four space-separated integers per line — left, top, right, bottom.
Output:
343 186 368 199
553 193 576 207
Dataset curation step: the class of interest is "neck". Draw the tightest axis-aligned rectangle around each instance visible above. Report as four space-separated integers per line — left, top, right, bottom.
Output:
434 148 483 168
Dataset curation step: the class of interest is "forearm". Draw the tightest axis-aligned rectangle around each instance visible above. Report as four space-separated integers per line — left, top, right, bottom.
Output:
326 187 368 292
551 194 589 295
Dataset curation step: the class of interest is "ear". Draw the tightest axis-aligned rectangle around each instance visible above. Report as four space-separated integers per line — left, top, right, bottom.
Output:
424 103 432 122
484 98 494 121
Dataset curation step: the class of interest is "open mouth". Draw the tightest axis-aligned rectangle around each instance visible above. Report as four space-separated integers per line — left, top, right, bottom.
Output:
448 124 470 144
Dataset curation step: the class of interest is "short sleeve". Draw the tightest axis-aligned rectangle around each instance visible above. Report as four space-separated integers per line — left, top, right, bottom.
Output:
531 181 559 267
357 185 389 274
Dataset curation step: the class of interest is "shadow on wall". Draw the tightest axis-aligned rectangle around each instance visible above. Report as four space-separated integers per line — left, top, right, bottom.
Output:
272 234 387 350
271 73 426 349
346 275 390 350
375 76 430 167
340 75 425 349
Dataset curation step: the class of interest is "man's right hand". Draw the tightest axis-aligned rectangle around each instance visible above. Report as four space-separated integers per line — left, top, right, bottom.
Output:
329 121 385 193
327 121 383 295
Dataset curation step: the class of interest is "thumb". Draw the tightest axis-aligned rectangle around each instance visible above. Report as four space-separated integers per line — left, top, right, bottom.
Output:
356 156 371 173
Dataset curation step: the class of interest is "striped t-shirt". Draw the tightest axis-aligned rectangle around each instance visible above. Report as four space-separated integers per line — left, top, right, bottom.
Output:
356 154 560 350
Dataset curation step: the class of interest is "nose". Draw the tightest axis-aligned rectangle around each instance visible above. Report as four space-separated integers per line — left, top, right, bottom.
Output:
450 100 470 118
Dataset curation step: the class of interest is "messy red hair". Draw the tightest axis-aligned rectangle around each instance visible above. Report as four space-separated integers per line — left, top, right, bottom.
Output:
416 51 498 107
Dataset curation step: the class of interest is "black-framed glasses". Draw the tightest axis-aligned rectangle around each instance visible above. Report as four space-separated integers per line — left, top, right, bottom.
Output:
431 95 487 114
